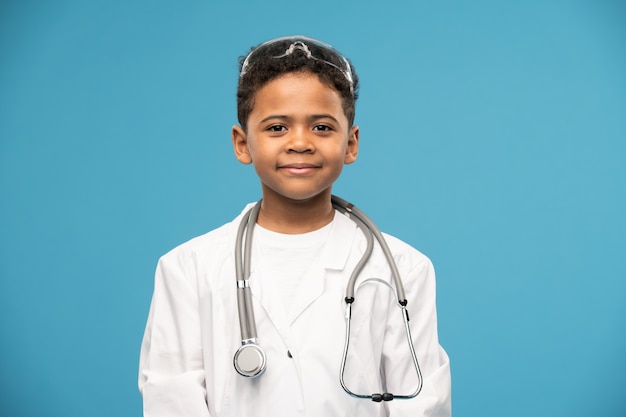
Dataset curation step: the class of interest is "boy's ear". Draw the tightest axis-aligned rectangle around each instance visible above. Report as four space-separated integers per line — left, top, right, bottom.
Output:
344 125 359 164
232 125 252 165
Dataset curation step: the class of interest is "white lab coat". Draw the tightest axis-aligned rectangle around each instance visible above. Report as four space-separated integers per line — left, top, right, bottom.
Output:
139 205 451 417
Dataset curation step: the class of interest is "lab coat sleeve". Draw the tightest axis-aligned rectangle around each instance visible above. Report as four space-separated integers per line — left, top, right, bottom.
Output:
138 249 212 417
383 255 452 417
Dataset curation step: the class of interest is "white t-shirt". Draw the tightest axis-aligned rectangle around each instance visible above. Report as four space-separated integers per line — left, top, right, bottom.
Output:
251 220 332 317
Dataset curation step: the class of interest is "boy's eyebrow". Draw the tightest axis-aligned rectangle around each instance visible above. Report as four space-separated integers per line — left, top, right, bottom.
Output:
259 115 291 124
310 114 340 124
259 114 341 124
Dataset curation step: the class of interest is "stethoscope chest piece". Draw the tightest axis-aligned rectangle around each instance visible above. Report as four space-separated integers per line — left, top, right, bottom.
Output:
234 343 267 378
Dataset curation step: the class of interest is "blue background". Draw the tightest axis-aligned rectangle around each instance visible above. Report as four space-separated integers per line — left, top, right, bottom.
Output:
1 1 625 416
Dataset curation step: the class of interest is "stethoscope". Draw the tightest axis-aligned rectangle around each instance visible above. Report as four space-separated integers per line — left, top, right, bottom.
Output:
233 195 423 402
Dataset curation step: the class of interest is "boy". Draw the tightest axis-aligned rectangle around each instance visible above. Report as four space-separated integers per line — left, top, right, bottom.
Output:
139 36 451 416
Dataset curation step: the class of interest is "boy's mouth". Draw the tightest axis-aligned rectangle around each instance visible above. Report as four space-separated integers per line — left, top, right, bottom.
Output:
278 163 320 175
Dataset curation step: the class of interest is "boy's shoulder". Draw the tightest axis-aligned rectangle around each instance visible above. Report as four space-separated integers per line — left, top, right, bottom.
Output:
381 230 427 254
331 209 433 272
380 230 433 270
160 203 255 260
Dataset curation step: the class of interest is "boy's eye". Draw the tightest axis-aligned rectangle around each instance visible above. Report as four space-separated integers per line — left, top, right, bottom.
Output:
313 125 333 132
267 125 287 132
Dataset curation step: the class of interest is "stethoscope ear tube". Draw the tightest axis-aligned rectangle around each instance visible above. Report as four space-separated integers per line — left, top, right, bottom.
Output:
235 204 254 341
331 195 407 304
242 202 261 339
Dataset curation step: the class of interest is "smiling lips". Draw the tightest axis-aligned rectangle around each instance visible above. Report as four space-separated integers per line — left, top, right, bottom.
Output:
278 162 321 175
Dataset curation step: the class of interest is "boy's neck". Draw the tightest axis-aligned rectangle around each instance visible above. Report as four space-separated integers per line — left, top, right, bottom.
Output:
256 191 335 234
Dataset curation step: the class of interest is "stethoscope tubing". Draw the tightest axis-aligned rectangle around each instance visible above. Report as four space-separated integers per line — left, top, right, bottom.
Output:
330 195 407 304
234 196 424 400
331 196 423 400
235 202 262 342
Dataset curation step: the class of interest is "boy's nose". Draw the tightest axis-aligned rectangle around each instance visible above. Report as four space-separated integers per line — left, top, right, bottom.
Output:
286 129 314 153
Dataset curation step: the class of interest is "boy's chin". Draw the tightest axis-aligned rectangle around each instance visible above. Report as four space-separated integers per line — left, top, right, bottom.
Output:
262 188 333 204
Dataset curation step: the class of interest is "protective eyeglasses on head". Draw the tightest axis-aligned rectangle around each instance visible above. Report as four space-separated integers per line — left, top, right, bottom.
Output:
239 36 355 95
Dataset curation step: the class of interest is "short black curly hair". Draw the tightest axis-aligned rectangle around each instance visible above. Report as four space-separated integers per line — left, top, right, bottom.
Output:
236 37 359 131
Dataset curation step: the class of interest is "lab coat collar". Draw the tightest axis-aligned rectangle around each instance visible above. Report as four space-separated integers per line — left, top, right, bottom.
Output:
320 210 358 271
234 203 358 273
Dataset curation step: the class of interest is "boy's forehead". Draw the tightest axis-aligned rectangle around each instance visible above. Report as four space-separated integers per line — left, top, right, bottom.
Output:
255 73 342 104
250 73 347 121
258 71 334 90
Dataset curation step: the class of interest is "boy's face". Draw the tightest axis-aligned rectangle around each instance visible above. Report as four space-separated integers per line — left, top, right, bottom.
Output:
232 72 359 204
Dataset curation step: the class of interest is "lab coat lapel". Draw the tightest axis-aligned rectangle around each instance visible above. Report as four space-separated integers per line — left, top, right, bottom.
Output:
248 268 290 336
246 212 358 332
287 212 357 325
